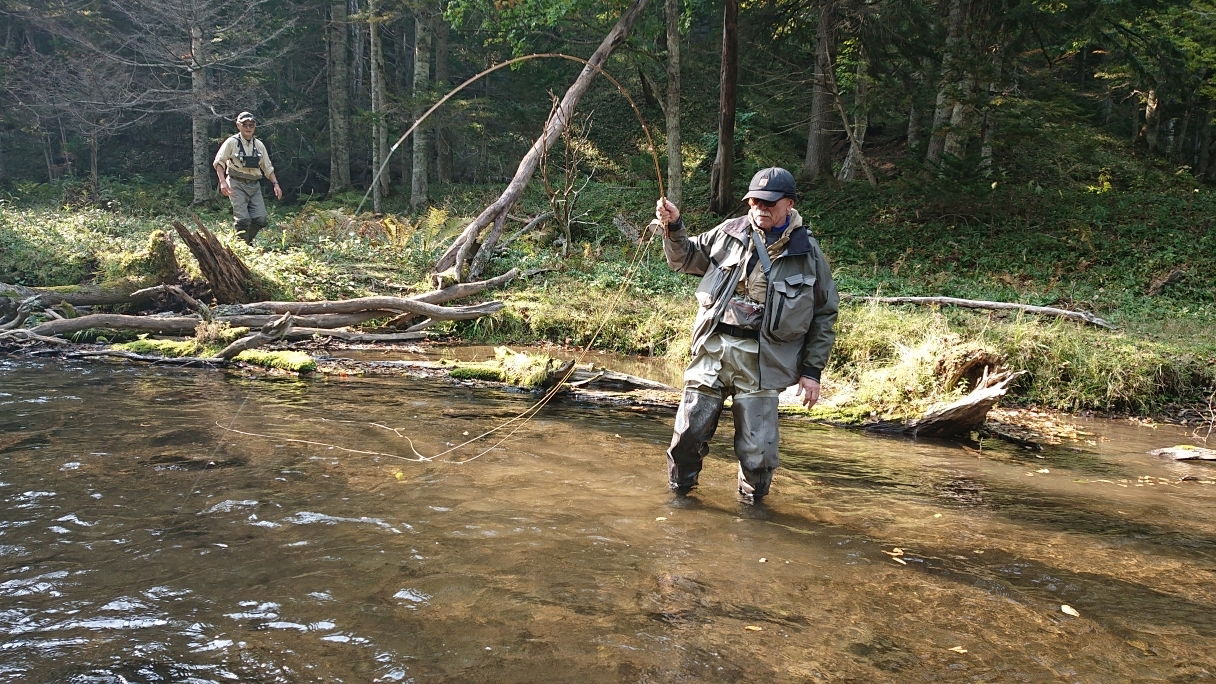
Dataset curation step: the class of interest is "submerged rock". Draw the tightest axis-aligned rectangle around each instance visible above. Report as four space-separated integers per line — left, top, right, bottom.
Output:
1149 445 1216 461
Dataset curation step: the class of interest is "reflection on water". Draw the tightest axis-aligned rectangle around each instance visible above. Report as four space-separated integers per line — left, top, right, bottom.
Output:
1 356 1215 682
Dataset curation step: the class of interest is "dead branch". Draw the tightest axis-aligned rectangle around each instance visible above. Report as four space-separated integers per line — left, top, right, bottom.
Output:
215 313 294 359
130 284 212 319
845 294 1115 329
231 298 504 319
282 328 427 342
496 214 554 253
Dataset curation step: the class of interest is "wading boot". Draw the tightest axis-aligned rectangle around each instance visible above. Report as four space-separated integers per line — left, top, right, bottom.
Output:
234 218 255 244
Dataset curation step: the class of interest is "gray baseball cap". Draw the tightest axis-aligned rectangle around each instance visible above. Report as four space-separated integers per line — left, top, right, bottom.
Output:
235 111 257 124
742 167 797 202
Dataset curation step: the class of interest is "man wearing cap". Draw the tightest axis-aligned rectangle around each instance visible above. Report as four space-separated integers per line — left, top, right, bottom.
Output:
213 111 282 244
654 167 838 504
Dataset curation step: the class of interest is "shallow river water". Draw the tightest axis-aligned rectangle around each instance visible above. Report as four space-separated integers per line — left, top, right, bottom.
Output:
1 353 1215 682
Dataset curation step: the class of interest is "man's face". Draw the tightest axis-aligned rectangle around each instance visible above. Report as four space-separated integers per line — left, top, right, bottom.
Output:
238 120 256 137
747 196 793 230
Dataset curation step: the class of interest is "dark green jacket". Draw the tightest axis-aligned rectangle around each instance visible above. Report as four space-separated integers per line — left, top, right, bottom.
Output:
663 210 838 390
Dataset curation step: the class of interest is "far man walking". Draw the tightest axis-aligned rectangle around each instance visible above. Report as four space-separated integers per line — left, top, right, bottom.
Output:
213 111 282 244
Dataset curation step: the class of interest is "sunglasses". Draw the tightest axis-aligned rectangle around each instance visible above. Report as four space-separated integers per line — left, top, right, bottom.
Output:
748 198 779 208
239 121 256 127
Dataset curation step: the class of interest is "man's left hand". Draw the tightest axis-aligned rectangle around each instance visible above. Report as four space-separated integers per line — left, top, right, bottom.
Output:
272 183 283 200
795 376 821 408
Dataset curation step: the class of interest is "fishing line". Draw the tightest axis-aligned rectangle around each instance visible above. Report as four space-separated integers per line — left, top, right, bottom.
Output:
357 52 665 214
210 54 672 465
339 52 673 462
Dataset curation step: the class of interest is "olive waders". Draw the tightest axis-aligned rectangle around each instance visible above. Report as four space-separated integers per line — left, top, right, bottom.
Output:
667 335 781 503
228 177 268 244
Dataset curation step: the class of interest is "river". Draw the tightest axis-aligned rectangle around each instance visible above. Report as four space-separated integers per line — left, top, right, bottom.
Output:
1 352 1214 682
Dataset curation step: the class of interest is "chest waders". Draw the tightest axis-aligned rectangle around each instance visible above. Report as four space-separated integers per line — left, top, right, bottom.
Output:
228 136 269 244
667 229 781 504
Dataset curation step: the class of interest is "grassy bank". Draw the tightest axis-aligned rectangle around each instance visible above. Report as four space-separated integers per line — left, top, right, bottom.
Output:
2 173 1214 424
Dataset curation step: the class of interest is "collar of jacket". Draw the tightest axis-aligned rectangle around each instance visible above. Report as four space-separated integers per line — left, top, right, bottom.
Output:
720 209 812 256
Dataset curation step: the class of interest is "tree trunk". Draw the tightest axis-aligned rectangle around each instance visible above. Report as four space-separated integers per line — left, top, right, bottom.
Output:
411 12 432 209
802 0 837 184
708 0 738 215
1143 88 1160 153
664 0 683 206
838 49 870 182
925 0 967 169
88 135 100 199
369 0 387 213
906 64 928 154
43 132 54 182
434 9 452 184
433 0 651 279
979 83 995 176
942 75 974 159
327 0 352 194
1197 109 1212 180
190 23 211 204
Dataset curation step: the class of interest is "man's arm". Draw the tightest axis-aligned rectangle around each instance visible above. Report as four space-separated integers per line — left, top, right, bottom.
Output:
213 139 232 197
797 243 839 407
259 141 282 200
655 198 710 276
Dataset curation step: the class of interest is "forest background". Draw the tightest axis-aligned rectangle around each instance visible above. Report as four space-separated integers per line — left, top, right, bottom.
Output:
0 0 1213 427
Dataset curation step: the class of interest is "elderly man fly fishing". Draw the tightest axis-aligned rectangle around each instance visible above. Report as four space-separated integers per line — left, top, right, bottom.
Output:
654 167 839 505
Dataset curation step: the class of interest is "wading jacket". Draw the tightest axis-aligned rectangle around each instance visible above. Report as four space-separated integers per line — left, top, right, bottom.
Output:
663 210 838 390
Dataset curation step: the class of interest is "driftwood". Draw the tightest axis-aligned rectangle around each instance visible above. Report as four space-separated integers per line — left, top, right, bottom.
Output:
564 363 675 391
1 264 520 351
230 297 504 319
866 370 1022 438
172 218 259 303
845 294 1115 329
215 313 294 359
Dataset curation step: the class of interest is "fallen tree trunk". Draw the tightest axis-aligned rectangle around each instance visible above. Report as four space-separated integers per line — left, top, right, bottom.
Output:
6 298 503 340
844 294 1115 329
231 297 504 319
866 370 1022 438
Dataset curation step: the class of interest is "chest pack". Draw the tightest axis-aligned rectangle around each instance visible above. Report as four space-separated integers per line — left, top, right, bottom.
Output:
231 136 263 177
